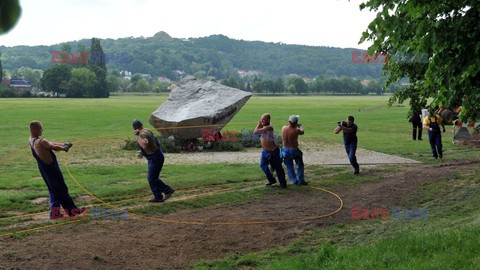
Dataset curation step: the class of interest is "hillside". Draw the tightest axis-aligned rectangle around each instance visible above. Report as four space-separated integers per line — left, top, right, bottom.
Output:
0 31 383 80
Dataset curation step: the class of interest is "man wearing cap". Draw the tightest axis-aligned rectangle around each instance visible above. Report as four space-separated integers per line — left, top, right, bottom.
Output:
254 113 287 188
29 120 85 219
335 116 360 174
281 115 306 185
133 119 175 202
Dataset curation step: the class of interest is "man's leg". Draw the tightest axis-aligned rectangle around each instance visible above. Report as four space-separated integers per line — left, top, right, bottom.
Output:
260 150 276 184
271 148 286 187
412 123 417 140
428 132 438 158
437 133 443 158
44 165 78 215
147 153 172 198
417 123 423 140
282 149 297 184
294 150 305 184
347 143 360 173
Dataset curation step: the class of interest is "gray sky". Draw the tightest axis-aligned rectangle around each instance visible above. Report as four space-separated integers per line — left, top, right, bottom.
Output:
0 0 376 49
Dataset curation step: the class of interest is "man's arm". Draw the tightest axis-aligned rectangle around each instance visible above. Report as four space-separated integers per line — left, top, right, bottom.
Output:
340 126 354 133
254 122 272 134
40 139 68 152
334 126 342 134
135 134 149 149
297 124 304 135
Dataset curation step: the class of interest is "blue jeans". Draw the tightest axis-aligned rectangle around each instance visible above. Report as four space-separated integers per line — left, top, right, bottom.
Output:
146 151 173 198
281 148 305 184
428 131 442 157
260 147 286 186
344 142 359 170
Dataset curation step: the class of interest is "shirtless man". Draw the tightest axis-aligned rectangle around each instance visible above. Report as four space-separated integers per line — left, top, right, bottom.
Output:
133 119 175 202
254 114 287 188
281 115 306 185
29 121 84 219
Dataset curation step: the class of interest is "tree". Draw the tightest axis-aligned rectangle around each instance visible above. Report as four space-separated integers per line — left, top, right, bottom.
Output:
0 52 3 80
89 38 109 97
360 0 480 121
286 76 308 95
40 64 72 94
136 78 150 94
107 75 121 94
67 68 97 97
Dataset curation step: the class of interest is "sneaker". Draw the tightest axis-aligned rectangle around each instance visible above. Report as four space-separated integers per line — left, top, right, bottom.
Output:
299 181 309 186
148 196 164 203
279 184 287 188
162 189 176 201
265 181 277 187
354 169 360 175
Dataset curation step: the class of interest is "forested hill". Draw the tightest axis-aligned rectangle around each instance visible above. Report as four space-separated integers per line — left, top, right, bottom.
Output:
0 31 382 80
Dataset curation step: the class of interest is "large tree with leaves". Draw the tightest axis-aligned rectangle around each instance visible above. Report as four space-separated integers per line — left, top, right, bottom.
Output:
359 0 480 121
89 38 109 98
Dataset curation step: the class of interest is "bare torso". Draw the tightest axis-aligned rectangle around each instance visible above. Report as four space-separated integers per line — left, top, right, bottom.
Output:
282 126 300 149
259 126 278 152
29 137 54 164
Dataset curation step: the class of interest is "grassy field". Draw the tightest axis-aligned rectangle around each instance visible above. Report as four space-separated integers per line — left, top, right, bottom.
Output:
0 96 479 269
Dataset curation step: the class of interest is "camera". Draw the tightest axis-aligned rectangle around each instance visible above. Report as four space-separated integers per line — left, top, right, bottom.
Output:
337 121 347 127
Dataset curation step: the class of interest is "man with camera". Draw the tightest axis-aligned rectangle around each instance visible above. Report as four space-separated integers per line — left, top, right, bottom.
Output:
335 116 360 174
254 113 287 188
133 119 175 202
29 120 85 219
281 115 306 185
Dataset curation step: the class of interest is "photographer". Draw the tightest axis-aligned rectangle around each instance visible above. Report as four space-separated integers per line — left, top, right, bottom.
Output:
334 116 360 174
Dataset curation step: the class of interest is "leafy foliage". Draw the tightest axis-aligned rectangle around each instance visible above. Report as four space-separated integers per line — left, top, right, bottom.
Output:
360 0 480 121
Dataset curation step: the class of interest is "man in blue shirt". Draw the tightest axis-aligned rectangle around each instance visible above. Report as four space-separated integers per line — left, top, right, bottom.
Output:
335 116 360 174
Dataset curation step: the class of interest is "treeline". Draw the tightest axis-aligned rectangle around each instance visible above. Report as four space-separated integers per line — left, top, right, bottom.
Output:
1 32 383 80
40 38 109 98
221 76 403 95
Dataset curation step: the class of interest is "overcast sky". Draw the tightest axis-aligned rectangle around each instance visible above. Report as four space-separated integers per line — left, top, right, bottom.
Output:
0 0 376 49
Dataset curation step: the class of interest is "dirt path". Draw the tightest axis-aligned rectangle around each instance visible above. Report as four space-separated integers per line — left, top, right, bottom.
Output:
1 160 477 270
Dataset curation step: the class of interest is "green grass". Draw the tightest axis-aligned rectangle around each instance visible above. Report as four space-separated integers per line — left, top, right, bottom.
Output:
194 168 480 269
1 96 479 267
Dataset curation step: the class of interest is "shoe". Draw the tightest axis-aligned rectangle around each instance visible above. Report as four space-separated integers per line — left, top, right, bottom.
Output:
418 139 423 141
353 169 360 175
148 196 164 203
433 155 438 159
162 189 176 201
279 184 287 188
299 181 309 186
266 181 277 187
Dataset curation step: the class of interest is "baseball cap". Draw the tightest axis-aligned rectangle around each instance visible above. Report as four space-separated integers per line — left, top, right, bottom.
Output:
289 115 299 123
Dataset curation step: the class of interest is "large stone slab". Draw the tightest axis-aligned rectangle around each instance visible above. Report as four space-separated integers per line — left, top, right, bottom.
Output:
149 76 252 139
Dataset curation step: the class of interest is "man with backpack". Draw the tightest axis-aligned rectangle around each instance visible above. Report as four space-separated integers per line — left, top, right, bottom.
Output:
133 119 175 202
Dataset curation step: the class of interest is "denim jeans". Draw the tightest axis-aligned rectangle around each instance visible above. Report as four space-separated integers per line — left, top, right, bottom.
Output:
344 142 359 170
281 148 305 184
147 150 173 198
260 147 286 186
428 131 443 157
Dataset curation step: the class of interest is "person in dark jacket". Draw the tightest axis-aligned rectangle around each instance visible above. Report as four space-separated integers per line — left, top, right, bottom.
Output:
409 111 423 140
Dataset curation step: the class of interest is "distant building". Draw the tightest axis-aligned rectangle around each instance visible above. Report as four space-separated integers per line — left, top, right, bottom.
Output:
157 76 172 83
10 78 32 92
237 70 260 79
361 79 372 86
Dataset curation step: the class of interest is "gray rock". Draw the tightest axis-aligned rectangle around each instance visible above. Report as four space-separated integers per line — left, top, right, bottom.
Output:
149 76 252 139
